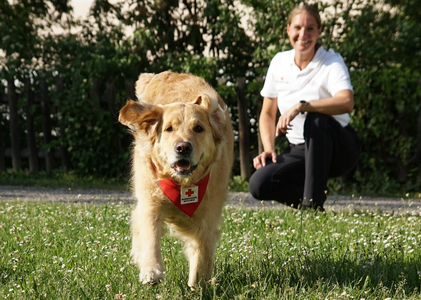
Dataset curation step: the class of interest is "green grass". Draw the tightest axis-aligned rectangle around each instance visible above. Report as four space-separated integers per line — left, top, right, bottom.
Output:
1 200 421 299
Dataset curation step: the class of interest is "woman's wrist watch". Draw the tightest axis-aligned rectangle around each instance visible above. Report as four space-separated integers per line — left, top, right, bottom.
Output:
299 100 307 114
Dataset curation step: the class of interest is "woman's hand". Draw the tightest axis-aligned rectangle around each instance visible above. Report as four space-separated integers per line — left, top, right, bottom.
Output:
276 103 301 135
256 97 278 169
253 150 278 169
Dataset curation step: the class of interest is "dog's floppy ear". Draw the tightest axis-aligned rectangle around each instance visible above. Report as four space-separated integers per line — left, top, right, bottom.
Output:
119 100 163 136
194 95 227 144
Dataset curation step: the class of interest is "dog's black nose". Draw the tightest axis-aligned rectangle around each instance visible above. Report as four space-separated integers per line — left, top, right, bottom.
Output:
175 142 192 154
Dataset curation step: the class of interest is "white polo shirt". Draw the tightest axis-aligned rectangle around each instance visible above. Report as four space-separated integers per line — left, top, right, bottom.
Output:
260 46 353 145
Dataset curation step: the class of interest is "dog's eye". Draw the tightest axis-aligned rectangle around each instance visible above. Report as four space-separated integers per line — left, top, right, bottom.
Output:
193 125 204 133
165 126 173 132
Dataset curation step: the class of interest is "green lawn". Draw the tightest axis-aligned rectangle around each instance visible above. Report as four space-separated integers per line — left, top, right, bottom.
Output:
0 200 420 299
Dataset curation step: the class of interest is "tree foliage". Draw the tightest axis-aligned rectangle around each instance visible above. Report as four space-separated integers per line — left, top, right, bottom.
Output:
0 0 420 193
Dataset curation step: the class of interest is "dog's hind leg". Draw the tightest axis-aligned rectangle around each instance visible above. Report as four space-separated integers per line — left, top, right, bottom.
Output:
131 204 164 285
184 227 220 288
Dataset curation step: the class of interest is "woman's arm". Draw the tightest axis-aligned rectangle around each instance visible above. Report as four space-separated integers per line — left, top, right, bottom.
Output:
277 89 354 134
253 97 278 169
305 89 354 114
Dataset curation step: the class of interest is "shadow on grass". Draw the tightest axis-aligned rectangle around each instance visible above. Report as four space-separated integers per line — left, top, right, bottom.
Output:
206 250 421 299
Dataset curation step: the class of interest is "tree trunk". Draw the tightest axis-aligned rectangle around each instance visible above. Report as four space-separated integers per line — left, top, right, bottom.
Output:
24 78 39 173
107 78 122 153
236 77 250 179
417 77 421 181
0 97 5 172
106 78 117 117
40 78 54 172
8 78 21 172
90 78 101 112
256 76 265 155
125 78 136 100
55 77 71 172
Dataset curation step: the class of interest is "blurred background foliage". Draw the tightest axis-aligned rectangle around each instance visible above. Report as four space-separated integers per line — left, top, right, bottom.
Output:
0 0 420 195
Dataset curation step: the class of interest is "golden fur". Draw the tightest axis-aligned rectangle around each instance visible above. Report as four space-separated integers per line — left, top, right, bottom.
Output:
118 71 234 287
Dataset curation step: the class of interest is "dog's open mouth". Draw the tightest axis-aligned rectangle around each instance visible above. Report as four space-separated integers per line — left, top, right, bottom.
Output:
172 159 198 176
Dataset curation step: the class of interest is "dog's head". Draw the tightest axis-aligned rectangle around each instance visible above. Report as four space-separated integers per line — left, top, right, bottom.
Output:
119 95 227 184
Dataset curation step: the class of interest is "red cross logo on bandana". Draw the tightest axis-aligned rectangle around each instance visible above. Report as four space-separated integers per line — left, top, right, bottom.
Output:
185 188 195 197
181 186 198 204
158 173 210 217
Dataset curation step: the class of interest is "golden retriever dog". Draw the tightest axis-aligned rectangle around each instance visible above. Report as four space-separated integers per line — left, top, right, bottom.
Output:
118 71 234 287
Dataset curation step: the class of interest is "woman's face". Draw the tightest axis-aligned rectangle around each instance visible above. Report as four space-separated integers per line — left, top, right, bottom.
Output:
287 13 321 55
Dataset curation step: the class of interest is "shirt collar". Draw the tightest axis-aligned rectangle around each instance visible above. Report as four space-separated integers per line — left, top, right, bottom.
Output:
288 46 326 74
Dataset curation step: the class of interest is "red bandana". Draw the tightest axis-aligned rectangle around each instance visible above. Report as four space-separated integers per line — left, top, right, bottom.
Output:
158 173 210 217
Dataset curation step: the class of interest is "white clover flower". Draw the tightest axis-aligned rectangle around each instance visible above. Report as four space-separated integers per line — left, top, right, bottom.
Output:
114 293 126 299
211 277 217 285
235 218 243 225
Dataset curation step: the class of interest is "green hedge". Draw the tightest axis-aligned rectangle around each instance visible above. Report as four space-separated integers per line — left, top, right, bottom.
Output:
0 0 420 194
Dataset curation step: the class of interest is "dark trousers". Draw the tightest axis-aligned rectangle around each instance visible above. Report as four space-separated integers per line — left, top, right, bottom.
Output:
249 113 361 209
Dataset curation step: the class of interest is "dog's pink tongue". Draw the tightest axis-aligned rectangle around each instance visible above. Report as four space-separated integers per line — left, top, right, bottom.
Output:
176 160 190 170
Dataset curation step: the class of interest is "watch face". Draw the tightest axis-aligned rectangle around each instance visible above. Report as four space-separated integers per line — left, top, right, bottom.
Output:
300 101 306 114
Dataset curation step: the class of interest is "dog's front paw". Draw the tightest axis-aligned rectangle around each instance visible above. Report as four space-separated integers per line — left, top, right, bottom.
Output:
139 269 164 285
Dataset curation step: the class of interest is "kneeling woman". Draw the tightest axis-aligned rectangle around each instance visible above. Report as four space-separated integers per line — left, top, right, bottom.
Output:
249 4 361 211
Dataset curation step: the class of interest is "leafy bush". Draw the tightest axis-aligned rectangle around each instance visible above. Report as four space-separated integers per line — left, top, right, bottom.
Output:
0 0 420 194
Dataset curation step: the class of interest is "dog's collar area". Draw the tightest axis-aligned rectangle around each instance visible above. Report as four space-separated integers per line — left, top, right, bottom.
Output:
158 173 210 217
